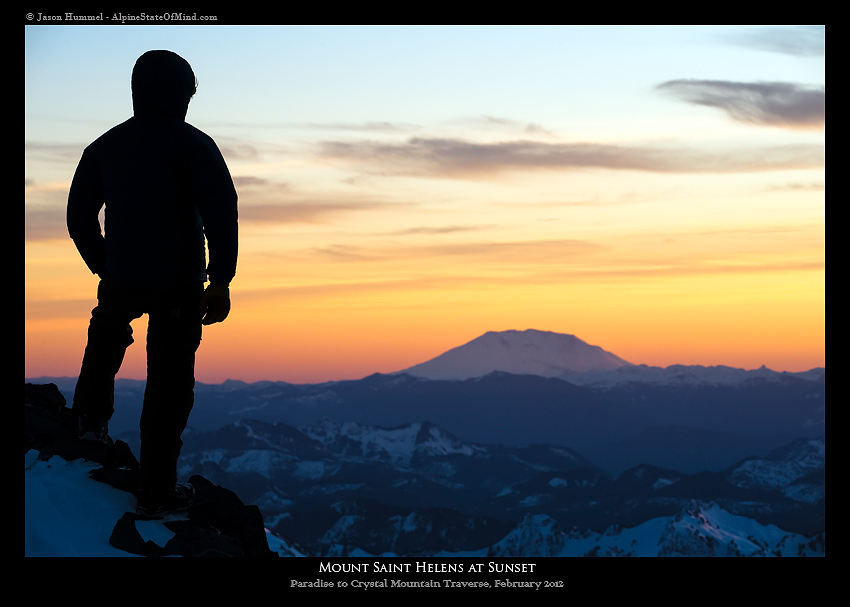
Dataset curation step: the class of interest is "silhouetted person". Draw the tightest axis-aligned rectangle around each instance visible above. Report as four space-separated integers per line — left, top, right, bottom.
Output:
67 50 238 517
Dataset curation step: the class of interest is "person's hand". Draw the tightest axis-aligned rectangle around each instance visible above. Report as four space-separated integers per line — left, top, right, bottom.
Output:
199 284 231 325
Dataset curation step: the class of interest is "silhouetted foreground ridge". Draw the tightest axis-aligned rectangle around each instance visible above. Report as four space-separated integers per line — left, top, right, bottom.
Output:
25 383 276 557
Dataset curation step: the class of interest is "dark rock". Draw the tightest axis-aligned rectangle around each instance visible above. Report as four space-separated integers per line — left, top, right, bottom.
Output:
109 512 165 557
186 475 275 557
164 524 245 557
26 382 117 464
25 382 66 411
88 462 140 496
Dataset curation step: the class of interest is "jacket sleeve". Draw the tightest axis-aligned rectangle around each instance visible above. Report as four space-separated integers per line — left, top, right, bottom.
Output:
66 148 108 277
189 136 238 285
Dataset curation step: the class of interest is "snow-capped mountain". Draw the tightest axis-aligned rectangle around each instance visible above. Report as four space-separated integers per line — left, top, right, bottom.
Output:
724 438 825 504
398 329 633 380
489 503 824 557
301 419 486 466
395 329 824 388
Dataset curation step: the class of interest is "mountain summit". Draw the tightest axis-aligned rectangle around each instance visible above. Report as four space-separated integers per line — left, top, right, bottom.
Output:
398 329 632 381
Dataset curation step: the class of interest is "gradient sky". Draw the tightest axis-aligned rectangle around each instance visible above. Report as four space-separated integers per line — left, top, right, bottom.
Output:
25 25 825 384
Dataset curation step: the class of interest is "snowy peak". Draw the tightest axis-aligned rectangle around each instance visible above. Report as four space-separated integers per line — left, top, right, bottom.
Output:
725 437 825 504
300 419 483 466
399 329 632 381
489 501 824 557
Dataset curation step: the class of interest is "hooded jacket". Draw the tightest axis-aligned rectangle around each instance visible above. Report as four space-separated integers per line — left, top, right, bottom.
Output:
67 50 238 287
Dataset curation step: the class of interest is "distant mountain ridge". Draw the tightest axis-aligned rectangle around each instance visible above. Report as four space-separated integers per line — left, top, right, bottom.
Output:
30 367 825 474
398 329 633 380
27 329 825 556
26 382 825 556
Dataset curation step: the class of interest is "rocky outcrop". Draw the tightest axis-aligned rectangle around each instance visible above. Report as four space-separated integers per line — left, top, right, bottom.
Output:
25 383 276 557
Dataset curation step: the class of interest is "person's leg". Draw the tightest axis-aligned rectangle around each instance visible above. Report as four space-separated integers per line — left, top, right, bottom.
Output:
72 278 141 436
138 281 203 495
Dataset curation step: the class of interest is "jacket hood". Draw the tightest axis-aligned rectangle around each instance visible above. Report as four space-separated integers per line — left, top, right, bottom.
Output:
131 50 196 120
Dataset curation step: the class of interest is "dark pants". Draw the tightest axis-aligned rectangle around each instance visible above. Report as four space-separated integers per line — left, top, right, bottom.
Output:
72 277 204 494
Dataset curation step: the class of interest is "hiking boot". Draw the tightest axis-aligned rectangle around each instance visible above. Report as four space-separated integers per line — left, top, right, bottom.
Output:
76 414 109 442
136 482 195 518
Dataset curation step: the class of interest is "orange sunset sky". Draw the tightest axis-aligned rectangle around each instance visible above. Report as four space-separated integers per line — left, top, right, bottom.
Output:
25 25 825 384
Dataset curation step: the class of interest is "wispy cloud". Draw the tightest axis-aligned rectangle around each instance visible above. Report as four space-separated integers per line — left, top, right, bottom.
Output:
25 206 67 242
388 225 489 236
240 200 392 224
232 175 270 188
727 25 825 57
763 181 825 193
306 238 609 265
25 141 85 164
218 141 262 161
233 173 405 224
655 79 825 129
25 181 71 242
318 136 824 178
451 115 557 137
206 120 422 134
305 121 422 133
25 297 94 321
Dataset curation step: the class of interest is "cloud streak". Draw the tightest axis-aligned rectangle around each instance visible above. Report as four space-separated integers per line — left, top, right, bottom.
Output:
309 238 609 264
655 79 825 129
388 225 489 236
25 141 85 164
318 136 823 179
240 200 391 224
230 175 396 224
25 181 72 242
26 206 67 242
728 26 825 57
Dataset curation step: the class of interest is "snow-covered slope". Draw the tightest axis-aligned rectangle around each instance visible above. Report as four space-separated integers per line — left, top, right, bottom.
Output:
398 329 632 380
725 437 825 504
25 383 279 558
25 450 139 557
25 449 299 557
